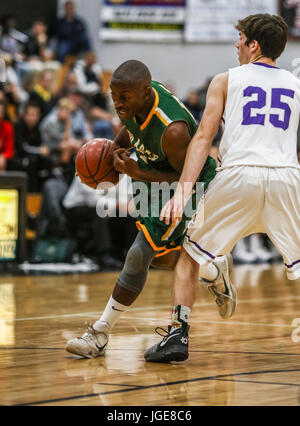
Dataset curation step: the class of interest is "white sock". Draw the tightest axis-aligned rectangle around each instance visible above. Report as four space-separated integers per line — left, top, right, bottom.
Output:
199 261 218 282
93 296 129 332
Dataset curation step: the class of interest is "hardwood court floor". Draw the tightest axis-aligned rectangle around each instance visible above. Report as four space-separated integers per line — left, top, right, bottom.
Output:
0 263 300 406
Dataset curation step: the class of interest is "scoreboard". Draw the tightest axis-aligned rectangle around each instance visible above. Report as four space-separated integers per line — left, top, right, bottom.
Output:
0 173 27 263
0 189 19 261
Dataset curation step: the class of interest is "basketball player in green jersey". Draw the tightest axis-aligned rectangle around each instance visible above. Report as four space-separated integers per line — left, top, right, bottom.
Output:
66 60 236 358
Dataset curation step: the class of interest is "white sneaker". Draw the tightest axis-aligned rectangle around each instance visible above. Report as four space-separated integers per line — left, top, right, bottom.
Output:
66 323 109 358
200 255 237 319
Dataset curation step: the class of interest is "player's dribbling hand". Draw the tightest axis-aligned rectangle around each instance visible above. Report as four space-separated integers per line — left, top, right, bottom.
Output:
113 148 139 178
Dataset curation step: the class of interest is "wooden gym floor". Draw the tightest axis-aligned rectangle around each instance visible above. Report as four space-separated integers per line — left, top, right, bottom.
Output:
0 263 300 406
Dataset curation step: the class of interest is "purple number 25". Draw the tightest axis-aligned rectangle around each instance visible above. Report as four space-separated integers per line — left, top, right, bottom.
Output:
242 86 295 130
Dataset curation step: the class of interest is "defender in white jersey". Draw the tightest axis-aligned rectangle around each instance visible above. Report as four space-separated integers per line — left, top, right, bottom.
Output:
145 13 300 363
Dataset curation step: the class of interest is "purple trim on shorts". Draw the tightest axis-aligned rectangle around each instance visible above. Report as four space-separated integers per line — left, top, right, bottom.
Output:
284 259 300 269
186 234 215 260
252 62 279 69
222 117 225 124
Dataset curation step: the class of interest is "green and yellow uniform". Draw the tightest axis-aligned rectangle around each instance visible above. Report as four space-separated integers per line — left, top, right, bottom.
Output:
121 81 216 257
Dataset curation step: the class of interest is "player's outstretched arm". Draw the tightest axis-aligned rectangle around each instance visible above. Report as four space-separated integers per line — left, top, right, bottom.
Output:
160 72 228 224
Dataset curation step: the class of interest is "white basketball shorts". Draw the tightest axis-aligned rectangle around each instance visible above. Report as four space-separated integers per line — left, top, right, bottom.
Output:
184 166 300 280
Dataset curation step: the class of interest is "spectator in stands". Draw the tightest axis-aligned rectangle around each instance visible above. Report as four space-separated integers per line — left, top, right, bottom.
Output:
73 51 107 109
0 100 14 170
2 53 29 119
55 72 79 100
73 51 115 138
23 18 55 62
40 97 91 167
198 76 213 109
0 14 27 59
62 176 124 270
29 69 56 119
66 90 93 141
182 89 204 123
56 0 91 63
18 19 60 93
8 102 52 192
90 104 115 140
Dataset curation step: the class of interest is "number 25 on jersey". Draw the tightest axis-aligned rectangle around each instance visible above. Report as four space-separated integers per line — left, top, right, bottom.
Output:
242 86 295 130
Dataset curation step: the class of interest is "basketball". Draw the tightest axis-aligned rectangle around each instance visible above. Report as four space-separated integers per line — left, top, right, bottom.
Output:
75 138 120 189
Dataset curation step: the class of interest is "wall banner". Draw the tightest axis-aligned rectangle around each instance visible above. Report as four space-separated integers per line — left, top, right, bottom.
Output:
100 0 186 42
184 0 278 42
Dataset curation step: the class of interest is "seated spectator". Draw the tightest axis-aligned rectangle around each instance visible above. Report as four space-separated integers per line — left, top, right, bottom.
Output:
56 73 114 139
2 53 29 119
29 69 56 119
73 52 115 138
19 19 60 89
73 51 107 109
56 0 91 63
62 175 124 270
182 89 204 123
0 100 14 170
198 76 213 109
36 174 69 239
23 18 55 62
54 72 79 99
40 97 91 168
8 102 53 192
0 14 28 60
66 90 93 142
90 104 115 140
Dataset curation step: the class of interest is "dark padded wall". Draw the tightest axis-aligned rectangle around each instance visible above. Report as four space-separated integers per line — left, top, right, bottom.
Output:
0 0 58 36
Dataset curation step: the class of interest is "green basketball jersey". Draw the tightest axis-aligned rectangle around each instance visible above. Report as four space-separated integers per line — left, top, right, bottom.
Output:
121 80 198 172
120 80 217 255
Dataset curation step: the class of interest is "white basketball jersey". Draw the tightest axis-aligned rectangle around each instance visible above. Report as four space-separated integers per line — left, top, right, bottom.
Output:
218 63 300 169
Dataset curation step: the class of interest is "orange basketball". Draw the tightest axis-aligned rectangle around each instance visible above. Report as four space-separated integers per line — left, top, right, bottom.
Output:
75 138 120 189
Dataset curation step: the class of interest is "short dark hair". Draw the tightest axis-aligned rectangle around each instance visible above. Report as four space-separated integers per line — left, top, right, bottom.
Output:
24 102 41 113
236 14 289 60
33 17 47 26
111 60 152 87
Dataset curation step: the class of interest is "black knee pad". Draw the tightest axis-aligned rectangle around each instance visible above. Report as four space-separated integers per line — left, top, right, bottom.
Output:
117 232 156 294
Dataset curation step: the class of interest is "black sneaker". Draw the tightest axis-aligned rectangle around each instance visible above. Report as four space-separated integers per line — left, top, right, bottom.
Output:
144 322 189 363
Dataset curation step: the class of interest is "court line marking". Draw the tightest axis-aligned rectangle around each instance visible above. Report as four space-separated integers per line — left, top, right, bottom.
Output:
189 349 300 356
0 348 300 358
7 294 300 323
95 382 145 389
13 368 300 406
215 378 300 387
